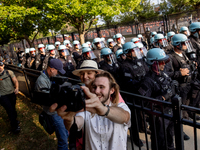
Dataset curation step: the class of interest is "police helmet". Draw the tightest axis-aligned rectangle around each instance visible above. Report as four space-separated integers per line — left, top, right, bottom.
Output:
93 38 101 44
147 48 169 65
82 43 89 48
123 42 137 54
115 49 123 58
101 48 113 56
29 48 36 52
131 37 140 43
171 34 187 46
58 45 67 51
115 33 123 39
73 40 80 45
55 41 61 46
38 44 45 48
137 34 143 38
82 47 92 53
154 33 164 42
189 22 200 32
167 31 175 39
180 26 189 33
135 43 144 49
63 40 70 45
151 31 157 37
47 45 55 51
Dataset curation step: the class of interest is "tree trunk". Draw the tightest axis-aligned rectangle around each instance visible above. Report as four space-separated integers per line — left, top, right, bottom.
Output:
142 23 145 34
79 32 85 45
24 35 33 47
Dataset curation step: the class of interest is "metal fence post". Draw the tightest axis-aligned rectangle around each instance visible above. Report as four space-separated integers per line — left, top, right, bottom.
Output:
172 95 184 150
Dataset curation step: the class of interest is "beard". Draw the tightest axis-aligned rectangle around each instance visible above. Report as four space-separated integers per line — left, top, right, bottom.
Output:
97 90 110 104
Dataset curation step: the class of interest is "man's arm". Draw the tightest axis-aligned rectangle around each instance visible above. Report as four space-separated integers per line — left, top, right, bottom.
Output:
106 106 130 124
12 76 19 94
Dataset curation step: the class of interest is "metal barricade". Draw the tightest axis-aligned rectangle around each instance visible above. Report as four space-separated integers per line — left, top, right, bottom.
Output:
5 64 200 150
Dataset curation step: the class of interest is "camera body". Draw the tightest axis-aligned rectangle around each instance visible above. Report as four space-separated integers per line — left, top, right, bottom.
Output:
33 76 85 112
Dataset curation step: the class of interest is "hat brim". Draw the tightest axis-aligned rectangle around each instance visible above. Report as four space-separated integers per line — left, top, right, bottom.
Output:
72 68 103 76
58 68 66 75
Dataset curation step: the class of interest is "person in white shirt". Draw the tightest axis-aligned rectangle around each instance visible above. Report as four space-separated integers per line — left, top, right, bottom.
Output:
50 71 131 150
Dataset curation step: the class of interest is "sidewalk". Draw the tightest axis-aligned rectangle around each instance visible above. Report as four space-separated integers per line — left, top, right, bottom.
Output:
127 122 200 150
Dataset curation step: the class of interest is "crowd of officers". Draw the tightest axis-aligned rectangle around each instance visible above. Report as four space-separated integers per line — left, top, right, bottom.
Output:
6 21 200 149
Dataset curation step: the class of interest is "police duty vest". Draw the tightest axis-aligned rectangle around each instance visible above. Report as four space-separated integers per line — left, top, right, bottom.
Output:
124 59 146 81
171 52 192 83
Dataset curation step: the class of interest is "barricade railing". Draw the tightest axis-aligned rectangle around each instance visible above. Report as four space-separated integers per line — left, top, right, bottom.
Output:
5 64 200 150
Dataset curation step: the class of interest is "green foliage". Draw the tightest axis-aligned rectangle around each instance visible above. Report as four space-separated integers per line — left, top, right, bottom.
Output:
0 0 65 46
118 0 159 25
46 0 141 43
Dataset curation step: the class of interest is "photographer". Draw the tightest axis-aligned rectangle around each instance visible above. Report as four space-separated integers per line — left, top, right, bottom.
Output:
50 71 131 150
35 59 69 150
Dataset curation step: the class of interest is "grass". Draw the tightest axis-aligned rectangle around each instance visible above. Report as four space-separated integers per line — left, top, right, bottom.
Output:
0 94 57 150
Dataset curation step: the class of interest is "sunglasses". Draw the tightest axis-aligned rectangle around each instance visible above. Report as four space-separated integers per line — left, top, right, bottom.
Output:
39 48 45 50
30 50 36 53
158 61 165 65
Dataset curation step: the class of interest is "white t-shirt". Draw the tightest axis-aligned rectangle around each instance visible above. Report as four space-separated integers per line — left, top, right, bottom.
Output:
76 102 131 150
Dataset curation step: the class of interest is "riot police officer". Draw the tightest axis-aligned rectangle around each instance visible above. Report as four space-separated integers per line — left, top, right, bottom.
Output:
99 47 121 84
76 47 97 69
135 42 148 62
35 44 47 70
167 31 175 52
93 37 105 63
27 48 36 69
42 45 59 70
121 42 149 147
115 49 126 65
82 47 97 61
188 22 200 64
107 38 116 51
113 33 125 53
154 33 173 54
86 41 92 49
131 37 140 44
58 45 75 77
138 48 176 150
63 40 73 54
137 34 148 49
169 34 200 122
71 40 82 67
180 26 190 37
149 31 157 49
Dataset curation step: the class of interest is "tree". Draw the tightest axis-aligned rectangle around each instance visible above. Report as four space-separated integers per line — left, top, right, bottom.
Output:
0 1 65 46
118 0 159 32
46 0 141 44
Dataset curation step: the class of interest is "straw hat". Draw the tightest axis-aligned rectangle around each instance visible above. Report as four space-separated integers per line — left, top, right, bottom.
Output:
72 60 103 76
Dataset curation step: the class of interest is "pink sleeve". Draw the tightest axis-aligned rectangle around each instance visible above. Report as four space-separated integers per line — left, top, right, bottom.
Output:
119 93 125 103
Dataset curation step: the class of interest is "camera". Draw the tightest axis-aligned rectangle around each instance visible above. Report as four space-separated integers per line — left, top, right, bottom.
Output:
33 76 85 112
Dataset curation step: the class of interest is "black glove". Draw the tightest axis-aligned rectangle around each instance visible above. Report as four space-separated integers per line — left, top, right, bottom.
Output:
163 89 173 101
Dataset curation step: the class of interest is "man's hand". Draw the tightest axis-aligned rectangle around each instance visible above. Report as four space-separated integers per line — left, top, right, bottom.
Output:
14 88 19 94
180 68 189 76
49 103 81 130
81 86 107 116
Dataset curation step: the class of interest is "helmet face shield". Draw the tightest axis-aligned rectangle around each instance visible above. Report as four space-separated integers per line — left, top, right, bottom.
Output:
83 51 97 60
109 41 116 47
129 48 142 59
104 53 117 65
140 47 148 57
66 43 72 48
74 43 82 49
163 39 169 47
60 49 70 56
30 50 36 56
116 37 125 44
39 47 45 54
